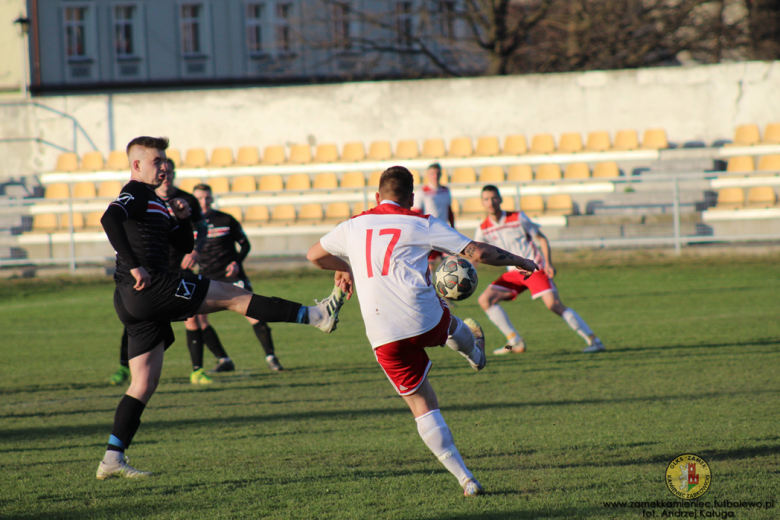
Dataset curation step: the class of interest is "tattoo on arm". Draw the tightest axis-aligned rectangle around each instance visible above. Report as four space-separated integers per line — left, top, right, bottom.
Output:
489 245 510 261
463 243 477 257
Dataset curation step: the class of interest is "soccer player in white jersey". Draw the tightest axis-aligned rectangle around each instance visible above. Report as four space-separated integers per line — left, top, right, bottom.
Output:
307 167 538 496
475 185 606 354
412 163 455 268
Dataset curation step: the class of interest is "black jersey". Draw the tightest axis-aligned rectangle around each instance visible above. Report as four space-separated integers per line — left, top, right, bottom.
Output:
161 188 203 272
102 180 194 283
198 210 250 279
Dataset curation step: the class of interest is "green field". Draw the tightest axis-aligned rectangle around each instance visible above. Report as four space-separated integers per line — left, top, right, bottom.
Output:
1 256 778 519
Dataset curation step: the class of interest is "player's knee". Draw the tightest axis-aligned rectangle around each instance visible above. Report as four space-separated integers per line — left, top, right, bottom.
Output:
477 291 492 310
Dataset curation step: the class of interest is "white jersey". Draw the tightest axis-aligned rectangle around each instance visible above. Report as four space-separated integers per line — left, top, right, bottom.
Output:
412 184 453 226
320 201 472 349
474 211 545 271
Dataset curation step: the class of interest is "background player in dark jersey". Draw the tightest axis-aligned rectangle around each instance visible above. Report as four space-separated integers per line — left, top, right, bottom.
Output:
97 136 345 480
184 184 284 375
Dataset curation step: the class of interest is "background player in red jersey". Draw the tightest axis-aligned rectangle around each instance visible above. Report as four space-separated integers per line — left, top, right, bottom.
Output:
412 163 455 269
475 185 606 354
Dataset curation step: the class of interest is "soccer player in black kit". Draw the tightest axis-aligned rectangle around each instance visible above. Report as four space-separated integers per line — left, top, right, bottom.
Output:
97 136 345 479
184 183 285 375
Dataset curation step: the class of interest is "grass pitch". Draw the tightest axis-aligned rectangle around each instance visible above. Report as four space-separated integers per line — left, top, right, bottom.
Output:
0 256 778 519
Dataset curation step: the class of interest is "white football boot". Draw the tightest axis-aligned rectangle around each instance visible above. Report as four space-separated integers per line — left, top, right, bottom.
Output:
582 337 606 353
313 286 346 333
96 455 152 480
463 478 485 496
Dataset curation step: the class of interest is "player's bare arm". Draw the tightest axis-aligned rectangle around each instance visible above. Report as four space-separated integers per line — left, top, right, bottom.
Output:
460 241 538 276
534 232 556 278
307 241 354 299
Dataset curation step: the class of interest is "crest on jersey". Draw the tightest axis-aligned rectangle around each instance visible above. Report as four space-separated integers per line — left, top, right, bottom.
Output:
175 279 196 300
114 193 134 205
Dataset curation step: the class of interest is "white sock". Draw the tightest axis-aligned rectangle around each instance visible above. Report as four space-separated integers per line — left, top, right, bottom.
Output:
416 409 474 487
484 305 521 344
561 308 594 344
103 450 123 464
307 305 324 325
445 316 481 366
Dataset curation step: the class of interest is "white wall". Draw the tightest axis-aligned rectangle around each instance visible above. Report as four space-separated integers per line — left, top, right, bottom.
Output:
3 60 780 179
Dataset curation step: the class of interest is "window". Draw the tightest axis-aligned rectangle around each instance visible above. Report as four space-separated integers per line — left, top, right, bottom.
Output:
275 3 293 53
65 7 88 60
114 6 136 57
437 1 456 39
396 2 413 48
333 2 351 49
246 4 265 55
181 4 202 56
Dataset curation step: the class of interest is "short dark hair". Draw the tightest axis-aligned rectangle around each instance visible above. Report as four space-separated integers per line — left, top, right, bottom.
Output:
126 136 169 154
482 185 501 196
379 166 414 200
428 162 442 173
193 184 212 193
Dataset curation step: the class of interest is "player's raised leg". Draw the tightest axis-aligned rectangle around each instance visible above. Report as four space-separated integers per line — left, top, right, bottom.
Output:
444 315 486 370
540 291 606 353
478 285 526 354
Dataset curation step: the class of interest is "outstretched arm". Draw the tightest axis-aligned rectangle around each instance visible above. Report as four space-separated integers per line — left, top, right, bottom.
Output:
460 241 538 276
307 241 354 299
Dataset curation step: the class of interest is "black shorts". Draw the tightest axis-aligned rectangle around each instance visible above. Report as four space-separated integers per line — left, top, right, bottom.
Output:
211 274 253 292
114 272 211 359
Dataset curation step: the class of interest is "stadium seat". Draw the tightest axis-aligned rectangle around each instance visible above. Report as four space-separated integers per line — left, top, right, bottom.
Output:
640 129 669 150
258 175 284 191
313 173 338 190
324 202 351 221
726 156 755 172
757 155 780 171
352 200 377 214
32 213 58 232
535 164 562 181
447 137 473 158
503 135 527 155
520 195 544 216
564 163 590 179
314 143 339 162
368 171 382 187
714 188 744 210
438 169 450 185
733 124 761 146
298 204 324 222
236 146 260 166
762 123 780 145
209 177 230 194
219 206 243 222
231 176 257 192
585 131 611 152
479 166 505 183
98 181 122 198
184 148 208 168
460 197 484 217
106 150 130 170
72 182 96 198
530 134 555 154
262 145 286 165
421 138 446 158
85 212 103 228
545 194 573 216
178 178 202 193
342 142 366 162
60 212 84 230
167 149 182 167
475 136 500 156
450 198 460 215
395 140 419 159
55 153 79 172
450 167 477 184
746 186 777 208
288 144 312 164
558 133 583 153
368 141 393 161
285 174 311 190
208 147 234 168
271 205 297 223
340 171 366 188
244 205 270 224
500 196 516 211
409 169 421 185
612 130 639 150
45 183 70 199
507 165 533 182
593 162 620 178
80 151 105 172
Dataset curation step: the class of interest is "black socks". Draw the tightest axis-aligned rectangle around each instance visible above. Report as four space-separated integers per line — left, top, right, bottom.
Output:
245 294 302 323
252 322 275 356
186 329 204 370
107 395 146 452
202 326 228 360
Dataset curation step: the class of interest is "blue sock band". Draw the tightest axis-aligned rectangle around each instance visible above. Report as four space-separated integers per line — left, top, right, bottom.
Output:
296 306 309 324
108 435 126 450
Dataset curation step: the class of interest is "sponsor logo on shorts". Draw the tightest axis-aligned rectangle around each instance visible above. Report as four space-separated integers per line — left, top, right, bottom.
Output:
175 279 197 300
665 454 712 500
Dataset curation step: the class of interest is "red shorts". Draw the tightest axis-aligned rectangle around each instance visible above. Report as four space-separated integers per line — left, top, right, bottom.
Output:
428 250 443 262
490 270 555 300
374 306 451 396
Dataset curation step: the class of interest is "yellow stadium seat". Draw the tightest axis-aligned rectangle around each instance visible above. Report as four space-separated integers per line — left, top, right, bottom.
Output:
500 196 516 212
45 183 70 199
85 211 103 228
106 150 129 170
475 136 500 156
60 212 84 230
325 202 351 221
178 178 202 193
258 175 284 191
342 142 366 162
208 147 234 167
479 166 504 183
231 176 257 192
352 200 377 214
460 197 484 216
558 133 583 153
450 167 476 184
507 165 533 182
762 123 780 144
545 194 573 216
726 156 755 172
612 130 639 151
271 204 297 223
313 173 338 190
530 134 555 154
32 214 58 232
535 164 561 181
81 151 105 172
450 199 459 215
262 145 286 165
409 169 421 185
98 181 122 198
219 206 243 222
314 143 339 163
288 144 312 164
285 174 311 190
236 146 260 166
520 195 544 216
593 162 620 178
757 155 780 171
447 137 473 158
438 169 450 185
244 205 269 224
298 204 324 221
395 140 419 159
503 135 527 155
166 149 181 167
585 131 611 152
55 153 79 172
734 124 760 146
714 188 744 210
340 171 366 188
184 148 208 168
368 171 382 187
368 141 393 161
72 182 96 198
640 129 669 150
746 186 777 208
421 138 446 158
209 177 231 194
564 163 590 179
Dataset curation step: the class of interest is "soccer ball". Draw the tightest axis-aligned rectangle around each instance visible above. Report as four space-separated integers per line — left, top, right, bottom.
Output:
434 257 478 301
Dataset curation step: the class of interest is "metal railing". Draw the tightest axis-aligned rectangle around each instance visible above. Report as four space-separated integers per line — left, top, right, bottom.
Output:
0 102 98 156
